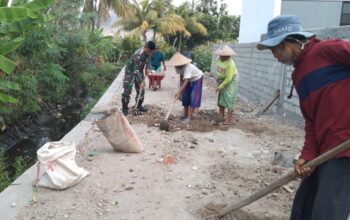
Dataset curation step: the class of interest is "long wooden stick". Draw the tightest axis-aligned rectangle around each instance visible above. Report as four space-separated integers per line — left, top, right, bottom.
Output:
217 139 350 217
165 99 177 121
255 90 280 116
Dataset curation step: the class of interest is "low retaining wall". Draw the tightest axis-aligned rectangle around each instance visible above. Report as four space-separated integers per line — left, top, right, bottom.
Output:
0 68 126 220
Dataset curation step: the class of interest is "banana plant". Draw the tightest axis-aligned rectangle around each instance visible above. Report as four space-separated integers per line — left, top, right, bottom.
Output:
0 0 53 121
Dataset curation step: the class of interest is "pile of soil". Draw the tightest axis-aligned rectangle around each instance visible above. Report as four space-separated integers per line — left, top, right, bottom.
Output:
127 105 228 132
127 99 281 136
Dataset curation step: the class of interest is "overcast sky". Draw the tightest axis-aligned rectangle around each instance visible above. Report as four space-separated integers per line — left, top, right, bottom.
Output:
172 0 242 16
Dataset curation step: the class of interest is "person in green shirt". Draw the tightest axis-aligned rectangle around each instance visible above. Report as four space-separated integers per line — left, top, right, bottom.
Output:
215 45 239 125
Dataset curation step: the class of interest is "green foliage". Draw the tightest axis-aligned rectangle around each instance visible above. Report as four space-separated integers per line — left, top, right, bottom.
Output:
79 62 119 118
195 0 228 17
193 44 212 72
0 152 10 192
0 0 54 124
95 62 118 80
14 73 40 114
80 98 97 118
37 64 69 102
155 41 176 59
5 0 118 120
121 35 142 56
169 1 240 49
217 15 240 41
0 151 31 192
80 63 118 99
13 156 30 179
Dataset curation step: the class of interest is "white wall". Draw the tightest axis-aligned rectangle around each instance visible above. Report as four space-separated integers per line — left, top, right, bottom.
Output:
239 0 281 43
281 1 343 29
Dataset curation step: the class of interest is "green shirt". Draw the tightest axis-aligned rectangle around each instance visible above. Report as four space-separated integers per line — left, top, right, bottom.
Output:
216 58 238 90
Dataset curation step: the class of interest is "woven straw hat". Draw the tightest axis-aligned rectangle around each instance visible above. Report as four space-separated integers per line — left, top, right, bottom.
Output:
167 52 192 66
215 45 237 56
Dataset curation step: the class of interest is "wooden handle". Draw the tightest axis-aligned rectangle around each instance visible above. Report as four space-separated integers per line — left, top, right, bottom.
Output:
135 89 143 107
217 139 350 217
165 100 176 121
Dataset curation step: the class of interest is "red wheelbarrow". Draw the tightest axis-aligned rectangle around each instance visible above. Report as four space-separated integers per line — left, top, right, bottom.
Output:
147 71 165 91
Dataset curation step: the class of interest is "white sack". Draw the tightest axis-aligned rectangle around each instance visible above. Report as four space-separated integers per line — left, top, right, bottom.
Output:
36 141 89 190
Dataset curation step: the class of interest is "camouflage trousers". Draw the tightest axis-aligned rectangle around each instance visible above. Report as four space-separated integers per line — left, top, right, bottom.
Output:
121 72 145 106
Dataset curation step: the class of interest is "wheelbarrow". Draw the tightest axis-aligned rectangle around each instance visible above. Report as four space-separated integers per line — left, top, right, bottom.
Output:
147 70 165 91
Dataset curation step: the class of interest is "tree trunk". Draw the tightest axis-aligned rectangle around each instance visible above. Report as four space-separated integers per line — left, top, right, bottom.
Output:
152 29 156 41
143 32 147 43
178 33 182 52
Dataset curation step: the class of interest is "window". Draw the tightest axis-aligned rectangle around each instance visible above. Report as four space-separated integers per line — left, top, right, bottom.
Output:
341 2 350 26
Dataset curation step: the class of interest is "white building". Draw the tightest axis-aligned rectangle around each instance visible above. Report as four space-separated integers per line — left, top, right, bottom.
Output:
282 0 350 29
238 0 281 43
239 0 350 43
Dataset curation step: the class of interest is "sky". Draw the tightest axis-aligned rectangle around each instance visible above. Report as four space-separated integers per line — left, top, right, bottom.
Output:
172 0 242 16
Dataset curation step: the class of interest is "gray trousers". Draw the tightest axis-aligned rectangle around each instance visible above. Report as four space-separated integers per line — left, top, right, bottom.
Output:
291 158 350 220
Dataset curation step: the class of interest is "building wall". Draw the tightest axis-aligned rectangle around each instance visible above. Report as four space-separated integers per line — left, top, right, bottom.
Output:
281 0 343 29
211 26 350 121
238 0 281 43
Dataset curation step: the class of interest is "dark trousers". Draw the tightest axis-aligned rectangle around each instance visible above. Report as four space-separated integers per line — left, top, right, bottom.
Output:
291 158 350 220
122 74 144 105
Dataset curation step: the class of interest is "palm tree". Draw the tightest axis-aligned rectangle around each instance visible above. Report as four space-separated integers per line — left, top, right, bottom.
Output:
83 0 133 29
174 2 207 51
117 0 189 43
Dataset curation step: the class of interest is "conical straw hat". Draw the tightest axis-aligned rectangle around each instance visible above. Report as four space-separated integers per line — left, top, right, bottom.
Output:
167 52 192 66
215 45 237 56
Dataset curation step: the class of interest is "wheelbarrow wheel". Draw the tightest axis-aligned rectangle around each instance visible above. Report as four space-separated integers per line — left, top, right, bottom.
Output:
152 80 158 91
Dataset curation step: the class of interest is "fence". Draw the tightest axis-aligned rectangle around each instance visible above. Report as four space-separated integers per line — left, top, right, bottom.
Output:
211 25 350 121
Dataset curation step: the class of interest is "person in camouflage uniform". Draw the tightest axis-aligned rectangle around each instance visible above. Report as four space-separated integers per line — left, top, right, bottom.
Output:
122 41 156 116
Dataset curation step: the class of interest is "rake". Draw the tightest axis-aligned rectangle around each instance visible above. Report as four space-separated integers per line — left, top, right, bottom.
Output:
132 91 143 116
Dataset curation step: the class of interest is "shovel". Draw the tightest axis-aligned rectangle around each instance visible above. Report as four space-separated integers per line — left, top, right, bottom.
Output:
208 139 350 220
159 99 177 131
132 91 143 116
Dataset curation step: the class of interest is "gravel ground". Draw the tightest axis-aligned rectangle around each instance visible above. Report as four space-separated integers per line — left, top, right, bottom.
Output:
16 67 305 220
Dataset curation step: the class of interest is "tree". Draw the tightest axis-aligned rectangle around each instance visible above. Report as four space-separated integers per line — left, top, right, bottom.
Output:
218 15 240 41
83 0 133 30
182 1 240 47
117 0 189 43
195 0 227 17
0 0 54 124
172 2 207 51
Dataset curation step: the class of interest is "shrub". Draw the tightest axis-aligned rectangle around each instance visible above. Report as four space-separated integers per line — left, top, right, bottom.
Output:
193 45 212 72
155 41 177 60
0 152 10 192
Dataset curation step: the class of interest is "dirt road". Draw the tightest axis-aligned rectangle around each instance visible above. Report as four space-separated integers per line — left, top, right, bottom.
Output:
16 67 304 220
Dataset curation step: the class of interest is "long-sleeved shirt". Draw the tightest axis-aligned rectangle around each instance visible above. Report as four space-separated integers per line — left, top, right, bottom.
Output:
292 38 350 160
216 58 238 89
125 51 149 83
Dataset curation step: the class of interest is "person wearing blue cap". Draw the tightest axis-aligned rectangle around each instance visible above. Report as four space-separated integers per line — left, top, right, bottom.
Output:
258 15 350 220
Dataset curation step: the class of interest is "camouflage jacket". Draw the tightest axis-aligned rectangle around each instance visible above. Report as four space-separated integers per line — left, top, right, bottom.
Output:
124 51 150 84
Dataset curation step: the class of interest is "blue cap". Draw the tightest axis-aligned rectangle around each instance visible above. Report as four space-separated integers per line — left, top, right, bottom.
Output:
257 15 315 50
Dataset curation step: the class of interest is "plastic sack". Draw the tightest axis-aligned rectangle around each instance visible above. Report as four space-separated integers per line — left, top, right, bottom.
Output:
36 141 89 190
96 108 144 153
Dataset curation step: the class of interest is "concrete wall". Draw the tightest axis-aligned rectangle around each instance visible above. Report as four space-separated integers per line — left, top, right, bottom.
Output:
211 25 350 121
239 0 281 43
281 0 343 29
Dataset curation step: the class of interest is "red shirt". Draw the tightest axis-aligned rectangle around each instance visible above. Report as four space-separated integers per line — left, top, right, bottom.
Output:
292 38 350 160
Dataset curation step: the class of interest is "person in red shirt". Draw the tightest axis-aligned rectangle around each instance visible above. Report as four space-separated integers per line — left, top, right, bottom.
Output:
258 15 350 220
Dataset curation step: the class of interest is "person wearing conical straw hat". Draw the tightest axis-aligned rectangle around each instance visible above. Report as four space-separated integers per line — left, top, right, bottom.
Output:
215 45 239 125
168 52 204 124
